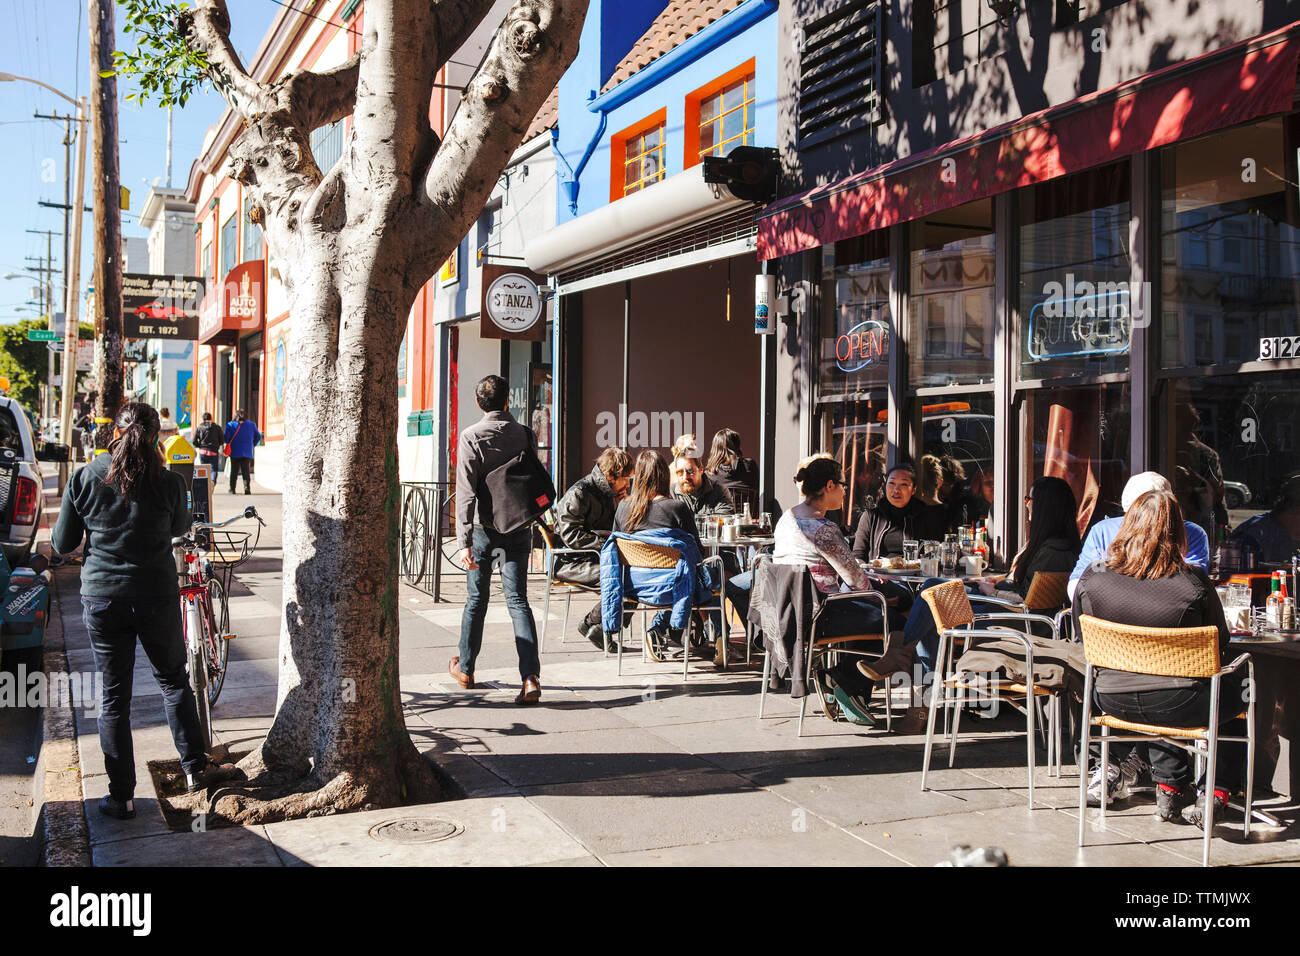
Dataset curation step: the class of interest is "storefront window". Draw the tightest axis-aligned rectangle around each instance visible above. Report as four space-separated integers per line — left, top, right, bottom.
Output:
1024 383 1130 536
1018 163 1132 380
908 199 994 387
914 392 996 530
823 398 888 530
820 232 891 394
1160 118 1300 368
1157 373 1300 552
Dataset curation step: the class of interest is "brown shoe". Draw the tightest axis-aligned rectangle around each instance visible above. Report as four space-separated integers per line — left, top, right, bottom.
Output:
856 638 917 682
448 656 474 689
515 676 541 705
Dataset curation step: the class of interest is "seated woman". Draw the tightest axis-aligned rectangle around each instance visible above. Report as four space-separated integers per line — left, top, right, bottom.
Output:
863 475 1082 684
615 449 714 660
851 462 947 563
768 454 899 726
1073 490 1244 828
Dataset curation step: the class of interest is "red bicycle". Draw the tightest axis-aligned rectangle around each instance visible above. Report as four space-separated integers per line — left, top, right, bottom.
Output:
173 506 265 750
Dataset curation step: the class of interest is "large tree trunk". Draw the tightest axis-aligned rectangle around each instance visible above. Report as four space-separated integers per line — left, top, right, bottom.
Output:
171 0 588 824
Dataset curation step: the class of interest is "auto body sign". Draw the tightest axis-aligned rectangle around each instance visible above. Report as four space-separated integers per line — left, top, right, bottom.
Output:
122 274 204 340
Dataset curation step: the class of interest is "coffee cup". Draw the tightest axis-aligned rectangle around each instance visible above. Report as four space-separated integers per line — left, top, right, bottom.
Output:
962 554 987 576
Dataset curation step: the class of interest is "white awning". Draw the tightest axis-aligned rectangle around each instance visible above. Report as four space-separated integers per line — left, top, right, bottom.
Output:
524 164 748 276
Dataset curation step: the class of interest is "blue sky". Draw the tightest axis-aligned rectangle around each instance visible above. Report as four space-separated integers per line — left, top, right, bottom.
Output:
0 0 273 325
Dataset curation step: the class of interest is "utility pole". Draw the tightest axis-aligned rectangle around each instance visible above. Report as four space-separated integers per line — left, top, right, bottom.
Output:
89 0 123 434
26 231 60 419
57 98 88 488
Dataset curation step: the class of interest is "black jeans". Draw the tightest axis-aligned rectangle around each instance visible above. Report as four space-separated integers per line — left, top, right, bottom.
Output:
229 456 252 493
1093 675 1248 792
81 595 208 801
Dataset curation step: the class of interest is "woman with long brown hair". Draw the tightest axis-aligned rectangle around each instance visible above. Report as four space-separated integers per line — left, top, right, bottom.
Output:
52 402 231 821
615 450 706 659
1072 490 1243 828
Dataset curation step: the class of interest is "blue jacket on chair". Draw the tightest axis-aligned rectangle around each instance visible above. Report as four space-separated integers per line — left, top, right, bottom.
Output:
600 528 712 633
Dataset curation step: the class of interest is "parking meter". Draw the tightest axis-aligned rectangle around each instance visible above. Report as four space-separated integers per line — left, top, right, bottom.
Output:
164 434 196 507
191 463 214 524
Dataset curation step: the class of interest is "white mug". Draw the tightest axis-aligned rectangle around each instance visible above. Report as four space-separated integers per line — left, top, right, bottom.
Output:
962 554 987 576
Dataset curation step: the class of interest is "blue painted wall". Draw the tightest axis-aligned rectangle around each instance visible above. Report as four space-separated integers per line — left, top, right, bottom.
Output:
554 0 779 224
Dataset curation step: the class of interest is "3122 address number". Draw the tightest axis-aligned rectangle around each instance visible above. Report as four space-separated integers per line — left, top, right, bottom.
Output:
1258 336 1300 360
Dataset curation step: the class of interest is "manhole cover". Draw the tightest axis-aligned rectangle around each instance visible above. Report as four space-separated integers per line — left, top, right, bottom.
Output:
368 817 463 845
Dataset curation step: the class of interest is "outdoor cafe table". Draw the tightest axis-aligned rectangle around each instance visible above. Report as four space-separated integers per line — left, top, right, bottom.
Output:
1228 632 1300 800
699 533 774 668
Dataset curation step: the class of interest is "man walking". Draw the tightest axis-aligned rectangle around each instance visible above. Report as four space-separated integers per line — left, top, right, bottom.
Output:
193 412 223 477
223 409 262 495
451 375 543 704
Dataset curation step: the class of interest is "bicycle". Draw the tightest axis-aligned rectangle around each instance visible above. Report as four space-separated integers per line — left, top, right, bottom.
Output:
173 505 266 750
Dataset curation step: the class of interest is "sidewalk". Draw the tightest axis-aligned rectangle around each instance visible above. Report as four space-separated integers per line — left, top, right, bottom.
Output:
51 487 1300 867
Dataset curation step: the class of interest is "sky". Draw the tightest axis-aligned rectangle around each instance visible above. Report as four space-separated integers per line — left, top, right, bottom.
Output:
0 0 276 326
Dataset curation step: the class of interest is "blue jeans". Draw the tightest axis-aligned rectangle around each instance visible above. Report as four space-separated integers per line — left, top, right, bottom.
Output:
81 594 208 801
459 525 540 680
650 565 720 636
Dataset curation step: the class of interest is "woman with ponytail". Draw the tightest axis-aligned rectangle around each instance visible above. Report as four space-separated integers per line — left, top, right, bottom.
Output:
52 402 231 821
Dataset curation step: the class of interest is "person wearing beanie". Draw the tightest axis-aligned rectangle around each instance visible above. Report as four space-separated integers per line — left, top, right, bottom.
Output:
1067 471 1210 600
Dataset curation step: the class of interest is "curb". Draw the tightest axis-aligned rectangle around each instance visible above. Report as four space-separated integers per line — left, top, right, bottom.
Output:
36 563 91 867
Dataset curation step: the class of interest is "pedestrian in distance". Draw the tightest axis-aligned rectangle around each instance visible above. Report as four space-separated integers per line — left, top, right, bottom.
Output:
223 409 262 495
158 407 179 440
50 402 235 820
452 375 546 704
193 412 223 476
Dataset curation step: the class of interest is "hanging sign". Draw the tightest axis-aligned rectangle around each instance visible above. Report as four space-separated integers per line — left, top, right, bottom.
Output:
755 274 777 334
122 273 204 340
480 264 546 342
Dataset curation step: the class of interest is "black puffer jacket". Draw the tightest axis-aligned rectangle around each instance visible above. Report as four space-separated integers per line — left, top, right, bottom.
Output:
555 466 618 564
852 499 948 562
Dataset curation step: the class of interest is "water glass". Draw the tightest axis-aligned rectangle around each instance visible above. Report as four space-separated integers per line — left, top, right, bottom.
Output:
1227 583 1250 608
919 557 940 578
902 539 919 563
940 542 960 577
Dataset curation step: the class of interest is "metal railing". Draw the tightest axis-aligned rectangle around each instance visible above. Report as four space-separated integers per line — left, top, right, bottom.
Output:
399 481 456 601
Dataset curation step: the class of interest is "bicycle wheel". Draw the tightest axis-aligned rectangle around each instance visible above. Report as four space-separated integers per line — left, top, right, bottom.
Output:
184 595 213 753
205 576 230 706
402 489 430 583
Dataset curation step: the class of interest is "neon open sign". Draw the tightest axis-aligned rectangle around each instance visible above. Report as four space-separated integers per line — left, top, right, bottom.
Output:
836 319 889 372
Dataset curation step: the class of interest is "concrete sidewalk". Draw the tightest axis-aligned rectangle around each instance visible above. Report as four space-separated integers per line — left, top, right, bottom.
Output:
53 488 1300 867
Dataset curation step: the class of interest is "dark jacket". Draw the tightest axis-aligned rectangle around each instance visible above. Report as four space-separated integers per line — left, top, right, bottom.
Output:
711 457 759 492
554 466 618 576
1072 561 1230 694
852 499 947 562
749 559 818 699
51 455 190 597
194 420 222 454
1001 536 1081 598
455 409 537 548
673 475 735 520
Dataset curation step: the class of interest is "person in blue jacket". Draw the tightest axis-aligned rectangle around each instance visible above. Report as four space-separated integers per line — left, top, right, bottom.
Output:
223 409 262 495
1068 471 1209 600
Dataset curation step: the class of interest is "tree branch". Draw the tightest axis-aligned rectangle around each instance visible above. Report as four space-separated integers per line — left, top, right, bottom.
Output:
178 0 274 119
417 0 588 267
277 53 363 132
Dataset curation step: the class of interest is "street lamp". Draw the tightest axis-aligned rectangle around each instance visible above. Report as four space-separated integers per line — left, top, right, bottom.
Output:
0 71 88 489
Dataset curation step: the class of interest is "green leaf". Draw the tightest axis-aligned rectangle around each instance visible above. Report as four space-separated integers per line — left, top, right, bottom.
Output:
98 69 117 78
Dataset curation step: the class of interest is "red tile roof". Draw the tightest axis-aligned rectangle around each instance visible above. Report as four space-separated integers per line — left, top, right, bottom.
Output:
602 0 746 94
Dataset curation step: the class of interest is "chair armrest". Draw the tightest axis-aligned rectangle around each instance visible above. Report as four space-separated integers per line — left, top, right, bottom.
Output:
1216 652 1253 679
548 546 603 557
700 555 726 572
968 594 1027 612
819 588 893 633
970 611 1059 637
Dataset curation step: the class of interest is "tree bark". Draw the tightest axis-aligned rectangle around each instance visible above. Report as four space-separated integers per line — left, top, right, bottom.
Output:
172 0 589 824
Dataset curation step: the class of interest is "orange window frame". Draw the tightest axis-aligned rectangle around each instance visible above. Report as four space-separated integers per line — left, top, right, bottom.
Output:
684 59 756 168
610 108 667 202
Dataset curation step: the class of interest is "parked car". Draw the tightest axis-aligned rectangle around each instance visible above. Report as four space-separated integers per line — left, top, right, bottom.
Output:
0 397 45 565
1223 480 1252 510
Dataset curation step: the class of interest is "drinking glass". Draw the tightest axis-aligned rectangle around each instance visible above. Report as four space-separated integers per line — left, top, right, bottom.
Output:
1227 583 1250 608
941 537 960 576
758 513 772 533
902 539 920 563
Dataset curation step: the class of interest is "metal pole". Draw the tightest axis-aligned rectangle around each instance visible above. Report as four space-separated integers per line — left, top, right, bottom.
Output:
620 281 630 447
58 98 88 489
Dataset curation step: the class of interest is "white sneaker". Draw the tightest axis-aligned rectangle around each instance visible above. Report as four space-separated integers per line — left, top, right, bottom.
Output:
1086 761 1136 807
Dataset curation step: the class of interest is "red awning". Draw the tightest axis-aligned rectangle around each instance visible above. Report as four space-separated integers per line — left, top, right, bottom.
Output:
758 21 1300 260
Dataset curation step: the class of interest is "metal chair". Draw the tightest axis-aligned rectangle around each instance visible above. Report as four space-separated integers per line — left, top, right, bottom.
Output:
535 518 602 652
608 536 725 681
1076 614 1256 867
919 580 1063 808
